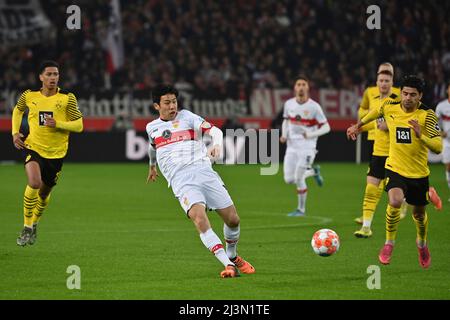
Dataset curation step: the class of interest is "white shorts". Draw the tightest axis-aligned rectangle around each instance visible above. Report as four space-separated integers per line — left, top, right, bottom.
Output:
443 145 450 164
170 165 234 213
283 147 317 184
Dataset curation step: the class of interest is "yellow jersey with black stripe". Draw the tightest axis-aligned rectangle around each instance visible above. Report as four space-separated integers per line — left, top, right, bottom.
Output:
358 86 401 140
12 88 82 159
371 92 401 157
363 100 442 178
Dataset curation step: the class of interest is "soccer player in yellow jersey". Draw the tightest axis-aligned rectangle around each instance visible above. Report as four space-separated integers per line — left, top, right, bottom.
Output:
12 60 83 246
354 63 401 225
353 70 401 238
347 75 442 268
358 63 400 155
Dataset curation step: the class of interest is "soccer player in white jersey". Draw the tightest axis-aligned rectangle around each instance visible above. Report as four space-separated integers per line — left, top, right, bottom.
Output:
280 75 331 216
145 84 255 278
435 83 450 199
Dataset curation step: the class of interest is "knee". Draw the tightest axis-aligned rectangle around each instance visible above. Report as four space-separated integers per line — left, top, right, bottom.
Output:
227 214 240 228
389 197 404 208
284 176 294 184
28 180 41 189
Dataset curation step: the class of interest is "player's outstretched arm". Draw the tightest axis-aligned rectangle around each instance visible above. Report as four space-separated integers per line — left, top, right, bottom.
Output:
146 143 158 183
304 122 330 139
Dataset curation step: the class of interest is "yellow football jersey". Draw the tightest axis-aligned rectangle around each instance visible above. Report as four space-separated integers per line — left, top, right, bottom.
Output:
371 93 401 157
12 88 82 159
358 86 401 141
363 100 441 178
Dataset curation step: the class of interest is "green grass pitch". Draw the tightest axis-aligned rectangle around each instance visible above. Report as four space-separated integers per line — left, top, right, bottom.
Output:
0 162 449 300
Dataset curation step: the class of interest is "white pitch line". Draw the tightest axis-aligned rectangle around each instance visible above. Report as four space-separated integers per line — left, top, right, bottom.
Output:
1 214 333 234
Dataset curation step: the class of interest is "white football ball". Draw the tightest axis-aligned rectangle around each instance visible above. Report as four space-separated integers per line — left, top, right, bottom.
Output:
311 229 340 257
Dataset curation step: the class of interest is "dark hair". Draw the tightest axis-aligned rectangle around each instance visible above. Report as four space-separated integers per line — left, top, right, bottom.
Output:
38 60 59 74
377 70 393 77
294 75 309 83
152 84 179 104
401 75 425 93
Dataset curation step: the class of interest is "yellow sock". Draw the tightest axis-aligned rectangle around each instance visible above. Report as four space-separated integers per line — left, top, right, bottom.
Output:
362 183 382 227
386 205 401 242
32 194 51 225
412 212 428 246
24 185 39 228
378 178 386 191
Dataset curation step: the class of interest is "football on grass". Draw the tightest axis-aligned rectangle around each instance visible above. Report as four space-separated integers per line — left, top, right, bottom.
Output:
311 229 340 257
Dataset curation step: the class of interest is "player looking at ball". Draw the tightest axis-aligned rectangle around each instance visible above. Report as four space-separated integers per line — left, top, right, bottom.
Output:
145 84 255 278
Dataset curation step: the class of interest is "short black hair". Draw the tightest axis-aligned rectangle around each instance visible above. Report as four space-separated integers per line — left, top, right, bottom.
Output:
152 84 179 104
294 75 309 83
38 60 59 74
401 75 425 94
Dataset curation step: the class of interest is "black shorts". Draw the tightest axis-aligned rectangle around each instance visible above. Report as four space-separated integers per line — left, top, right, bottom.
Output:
23 149 64 187
367 155 387 179
385 169 429 206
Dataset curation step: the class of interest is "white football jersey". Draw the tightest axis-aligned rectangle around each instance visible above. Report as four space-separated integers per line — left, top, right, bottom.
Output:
283 97 328 149
435 99 450 146
146 109 211 185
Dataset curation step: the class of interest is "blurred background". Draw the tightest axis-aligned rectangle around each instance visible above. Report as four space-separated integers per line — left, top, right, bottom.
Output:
0 0 449 162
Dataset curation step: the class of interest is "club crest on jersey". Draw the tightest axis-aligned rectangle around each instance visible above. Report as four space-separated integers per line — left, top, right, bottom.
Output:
55 100 63 109
172 120 180 128
295 115 302 121
162 129 172 139
201 121 212 129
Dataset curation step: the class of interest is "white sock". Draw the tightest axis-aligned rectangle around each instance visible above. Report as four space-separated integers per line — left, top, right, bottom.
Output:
223 224 240 259
446 171 450 190
296 178 307 212
363 220 372 228
200 228 233 267
417 239 426 248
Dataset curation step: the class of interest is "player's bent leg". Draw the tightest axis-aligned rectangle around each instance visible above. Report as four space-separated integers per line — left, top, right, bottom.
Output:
216 205 255 274
188 203 212 233
283 152 297 184
412 206 431 268
354 177 382 237
189 204 237 277
312 165 323 186
428 187 442 211
29 184 53 245
18 161 41 245
292 165 308 216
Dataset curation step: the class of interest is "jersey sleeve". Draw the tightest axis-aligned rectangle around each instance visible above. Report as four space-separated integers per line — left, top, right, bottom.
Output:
183 110 205 130
424 110 441 139
14 90 30 112
66 93 83 121
315 103 328 124
282 102 288 119
146 123 156 148
358 88 370 119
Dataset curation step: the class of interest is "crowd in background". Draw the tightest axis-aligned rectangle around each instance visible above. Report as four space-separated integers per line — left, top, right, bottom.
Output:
0 0 449 106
